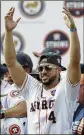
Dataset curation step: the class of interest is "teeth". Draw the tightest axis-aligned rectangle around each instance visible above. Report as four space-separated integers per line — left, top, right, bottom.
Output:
42 76 47 79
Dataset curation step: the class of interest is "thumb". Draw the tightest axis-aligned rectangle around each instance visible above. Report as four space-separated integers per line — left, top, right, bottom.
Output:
16 17 21 24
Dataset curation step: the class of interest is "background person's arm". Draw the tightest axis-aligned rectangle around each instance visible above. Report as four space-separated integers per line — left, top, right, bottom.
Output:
4 101 27 118
63 7 81 85
4 7 26 87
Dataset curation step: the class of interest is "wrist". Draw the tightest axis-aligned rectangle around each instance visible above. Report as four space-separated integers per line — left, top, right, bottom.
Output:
70 23 77 32
5 29 12 33
70 23 76 29
70 22 77 32
70 27 77 32
0 110 5 119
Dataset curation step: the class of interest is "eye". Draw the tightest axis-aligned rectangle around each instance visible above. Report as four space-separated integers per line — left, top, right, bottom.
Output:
38 66 43 72
45 66 52 71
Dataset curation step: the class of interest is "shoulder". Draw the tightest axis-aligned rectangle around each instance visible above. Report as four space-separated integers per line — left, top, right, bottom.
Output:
23 74 42 90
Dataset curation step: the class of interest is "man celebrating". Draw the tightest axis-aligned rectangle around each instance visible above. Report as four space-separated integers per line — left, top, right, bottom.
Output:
3 7 81 134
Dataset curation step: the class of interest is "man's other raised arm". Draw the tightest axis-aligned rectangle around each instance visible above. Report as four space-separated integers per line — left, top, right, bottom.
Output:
63 7 81 85
4 7 26 87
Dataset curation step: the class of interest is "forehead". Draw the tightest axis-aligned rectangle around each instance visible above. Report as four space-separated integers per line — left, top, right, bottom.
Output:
39 58 58 67
39 58 49 65
39 57 58 67
40 58 48 63
39 63 57 68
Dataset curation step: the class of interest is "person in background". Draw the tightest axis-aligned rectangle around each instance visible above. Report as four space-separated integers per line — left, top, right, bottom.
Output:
33 47 59 58
1 52 33 134
16 52 34 134
1 63 9 82
0 64 8 80
16 52 33 73
2 63 14 85
2 52 33 85
72 64 84 135
0 64 26 134
0 64 12 95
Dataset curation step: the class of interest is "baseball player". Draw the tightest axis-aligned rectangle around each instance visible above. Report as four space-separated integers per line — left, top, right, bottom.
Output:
1 92 25 135
3 7 81 134
0 65 27 134
1 80 28 134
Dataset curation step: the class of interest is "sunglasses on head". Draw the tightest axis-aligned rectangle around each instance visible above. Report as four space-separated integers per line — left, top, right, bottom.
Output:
38 65 57 72
42 52 60 56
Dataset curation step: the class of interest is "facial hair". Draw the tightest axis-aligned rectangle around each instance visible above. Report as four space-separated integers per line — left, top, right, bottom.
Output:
41 75 58 86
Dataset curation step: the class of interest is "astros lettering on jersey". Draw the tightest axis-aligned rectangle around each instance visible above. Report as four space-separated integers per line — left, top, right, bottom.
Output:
18 74 79 134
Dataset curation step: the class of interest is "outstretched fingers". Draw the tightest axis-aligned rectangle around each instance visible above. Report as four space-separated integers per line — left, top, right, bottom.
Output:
63 7 70 12
62 7 71 18
9 7 13 11
5 7 15 20
10 7 15 17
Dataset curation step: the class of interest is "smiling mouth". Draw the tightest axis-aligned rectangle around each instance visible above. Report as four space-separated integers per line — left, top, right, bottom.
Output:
42 76 48 80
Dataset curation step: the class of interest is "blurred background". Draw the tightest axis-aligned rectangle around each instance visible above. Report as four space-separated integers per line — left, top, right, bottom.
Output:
1 1 84 70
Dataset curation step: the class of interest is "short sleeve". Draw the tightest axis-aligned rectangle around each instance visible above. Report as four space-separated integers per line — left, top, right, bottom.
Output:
16 74 42 99
7 92 25 108
64 75 80 102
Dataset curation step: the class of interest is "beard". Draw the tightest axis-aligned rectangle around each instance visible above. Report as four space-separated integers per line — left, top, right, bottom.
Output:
41 75 58 86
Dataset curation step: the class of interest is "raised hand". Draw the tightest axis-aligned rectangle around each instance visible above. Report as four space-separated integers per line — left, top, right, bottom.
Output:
62 7 76 29
5 7 21 31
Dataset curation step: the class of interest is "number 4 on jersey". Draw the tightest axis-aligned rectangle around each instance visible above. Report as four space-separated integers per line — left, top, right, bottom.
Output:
48 111 56 123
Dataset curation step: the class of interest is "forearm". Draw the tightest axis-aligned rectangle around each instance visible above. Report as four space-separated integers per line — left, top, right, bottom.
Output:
4 31 16 66
70 29 80 64
4 101 27 118
67 28 81 84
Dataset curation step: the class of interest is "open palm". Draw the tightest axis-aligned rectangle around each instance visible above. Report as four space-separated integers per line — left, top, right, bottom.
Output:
5 7 21 31
62 7 75 29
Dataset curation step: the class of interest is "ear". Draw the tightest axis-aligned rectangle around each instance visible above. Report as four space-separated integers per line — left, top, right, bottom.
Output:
58 67 62 73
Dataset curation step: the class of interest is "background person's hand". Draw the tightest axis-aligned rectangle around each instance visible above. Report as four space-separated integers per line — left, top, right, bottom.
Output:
5 7 21 31
62 7 76 29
